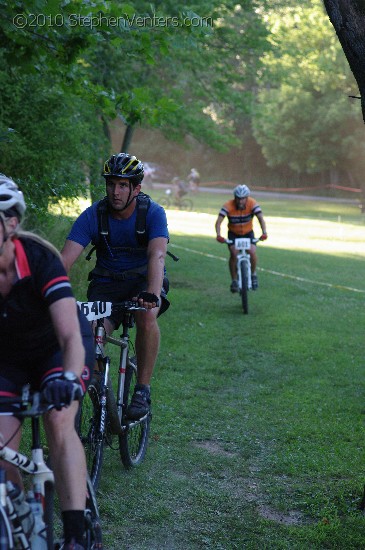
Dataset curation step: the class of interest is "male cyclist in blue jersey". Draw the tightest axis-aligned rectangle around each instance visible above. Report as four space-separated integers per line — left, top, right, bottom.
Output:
61 153 170 421
215 184 268 292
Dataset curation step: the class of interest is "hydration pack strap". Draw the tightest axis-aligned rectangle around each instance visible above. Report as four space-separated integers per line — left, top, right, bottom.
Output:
88 265 147 281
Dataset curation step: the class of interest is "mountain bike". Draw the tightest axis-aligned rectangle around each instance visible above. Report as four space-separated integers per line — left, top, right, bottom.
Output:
76 300 151 491
225 237 262 314
157 188 193 211
0 386 102 549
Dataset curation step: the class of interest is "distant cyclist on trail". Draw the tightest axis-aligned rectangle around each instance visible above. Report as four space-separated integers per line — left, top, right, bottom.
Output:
215 184 268 292
0 174 94 549
61 153 170 421
172 176 188 204
187 168 200 192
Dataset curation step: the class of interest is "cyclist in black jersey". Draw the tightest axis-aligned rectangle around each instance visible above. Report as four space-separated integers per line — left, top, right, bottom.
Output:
0 174 94 550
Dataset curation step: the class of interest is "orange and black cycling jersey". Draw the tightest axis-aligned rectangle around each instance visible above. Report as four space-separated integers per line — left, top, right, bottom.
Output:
218 198 262 236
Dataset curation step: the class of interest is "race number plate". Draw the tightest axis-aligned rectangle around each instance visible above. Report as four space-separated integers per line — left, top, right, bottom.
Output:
77 301 112 321
234 238 251 250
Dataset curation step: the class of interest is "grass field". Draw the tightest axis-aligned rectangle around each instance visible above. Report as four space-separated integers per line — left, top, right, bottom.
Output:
47 191 365 549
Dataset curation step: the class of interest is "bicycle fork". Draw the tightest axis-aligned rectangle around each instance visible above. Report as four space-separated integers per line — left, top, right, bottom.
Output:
95 325 110 438
116 337 129 427
238 256 252 291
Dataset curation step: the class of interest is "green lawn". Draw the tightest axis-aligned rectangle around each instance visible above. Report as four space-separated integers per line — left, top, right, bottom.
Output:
46 192 365 549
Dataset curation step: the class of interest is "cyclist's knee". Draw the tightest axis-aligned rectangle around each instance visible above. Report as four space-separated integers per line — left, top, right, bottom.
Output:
136 310 159 331
44 403 78 436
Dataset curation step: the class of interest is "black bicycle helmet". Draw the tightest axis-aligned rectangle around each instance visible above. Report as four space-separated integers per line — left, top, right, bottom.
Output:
102 153 144 186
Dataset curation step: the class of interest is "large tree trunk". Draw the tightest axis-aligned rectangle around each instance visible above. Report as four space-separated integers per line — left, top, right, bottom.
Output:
120 124 134 153
323 0 365 123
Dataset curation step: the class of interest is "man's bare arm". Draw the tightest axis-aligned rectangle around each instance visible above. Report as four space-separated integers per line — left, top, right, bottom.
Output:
61 240 85 273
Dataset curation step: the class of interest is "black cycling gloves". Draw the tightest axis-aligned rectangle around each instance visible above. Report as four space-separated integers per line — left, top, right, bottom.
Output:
43 372 84 410
137 291 160 307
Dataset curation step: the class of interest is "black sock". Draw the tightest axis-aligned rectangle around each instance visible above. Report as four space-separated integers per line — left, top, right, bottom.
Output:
135 383 150 395
62 510 85 544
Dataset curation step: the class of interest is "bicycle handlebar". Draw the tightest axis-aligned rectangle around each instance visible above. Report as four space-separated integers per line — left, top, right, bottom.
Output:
0 386 78 418
224 237 261 246
111 300 147 313
77 300 147 322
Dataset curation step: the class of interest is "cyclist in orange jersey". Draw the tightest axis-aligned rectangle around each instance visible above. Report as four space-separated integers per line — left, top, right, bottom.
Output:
215 185 268 292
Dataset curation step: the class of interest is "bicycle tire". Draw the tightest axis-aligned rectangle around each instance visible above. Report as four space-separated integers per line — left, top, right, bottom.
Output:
84 476 103 550
76 377 104 491
0 505 13 550
240 261 249 314
43 479 55 549
106 379 122 436
158 197 171 208
179 198 193 211
119 359 150 469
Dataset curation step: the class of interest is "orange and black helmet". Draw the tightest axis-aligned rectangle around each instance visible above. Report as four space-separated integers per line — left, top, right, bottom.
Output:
102 153 144 186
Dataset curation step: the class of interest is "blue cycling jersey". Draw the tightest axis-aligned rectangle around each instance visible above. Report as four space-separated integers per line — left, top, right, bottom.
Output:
67 199 169 273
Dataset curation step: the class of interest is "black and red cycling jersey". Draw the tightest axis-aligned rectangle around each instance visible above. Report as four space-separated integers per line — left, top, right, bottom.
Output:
0 236 74 361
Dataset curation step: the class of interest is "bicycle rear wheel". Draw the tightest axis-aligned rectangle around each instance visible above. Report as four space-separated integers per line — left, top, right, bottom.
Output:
240 261 249 314
119 359 150 469
76 374 104 491
84 476 103 550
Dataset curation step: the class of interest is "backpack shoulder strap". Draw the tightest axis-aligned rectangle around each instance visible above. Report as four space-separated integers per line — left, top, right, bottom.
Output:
135 192 151 247
98 196 109 238
85 197 109 261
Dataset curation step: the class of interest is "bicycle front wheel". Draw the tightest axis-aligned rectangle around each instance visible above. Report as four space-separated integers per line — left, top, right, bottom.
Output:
158 197 171 208
240 261 249 314
119 359 150 469
0 505 13 550
76 375 104 491
84 475 103 550
43 479 55 549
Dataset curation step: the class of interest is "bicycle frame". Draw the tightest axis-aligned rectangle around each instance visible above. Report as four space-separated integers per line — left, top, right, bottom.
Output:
95 320 130 430
0 389 102 549
0 439 54 487
0 393 55 549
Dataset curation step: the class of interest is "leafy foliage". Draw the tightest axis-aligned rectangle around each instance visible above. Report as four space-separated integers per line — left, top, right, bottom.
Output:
251 0 365 182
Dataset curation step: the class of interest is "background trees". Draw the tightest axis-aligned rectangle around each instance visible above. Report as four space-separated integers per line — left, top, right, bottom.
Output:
0 0 363 214
251 0 365 187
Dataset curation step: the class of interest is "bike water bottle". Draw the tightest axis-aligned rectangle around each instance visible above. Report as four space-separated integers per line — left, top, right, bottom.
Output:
7 481 33 549
27 489 47 549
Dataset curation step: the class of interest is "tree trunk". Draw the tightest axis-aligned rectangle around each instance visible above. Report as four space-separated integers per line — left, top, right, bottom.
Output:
323 0 365 123
121 125 135 153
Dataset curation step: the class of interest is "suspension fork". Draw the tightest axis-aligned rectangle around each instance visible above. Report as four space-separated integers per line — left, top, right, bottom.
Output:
94 324 110 435
116 324 130 425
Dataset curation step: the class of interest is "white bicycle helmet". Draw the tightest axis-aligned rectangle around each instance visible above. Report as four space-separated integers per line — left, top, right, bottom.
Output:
233 184 250 198
0 174 26 220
